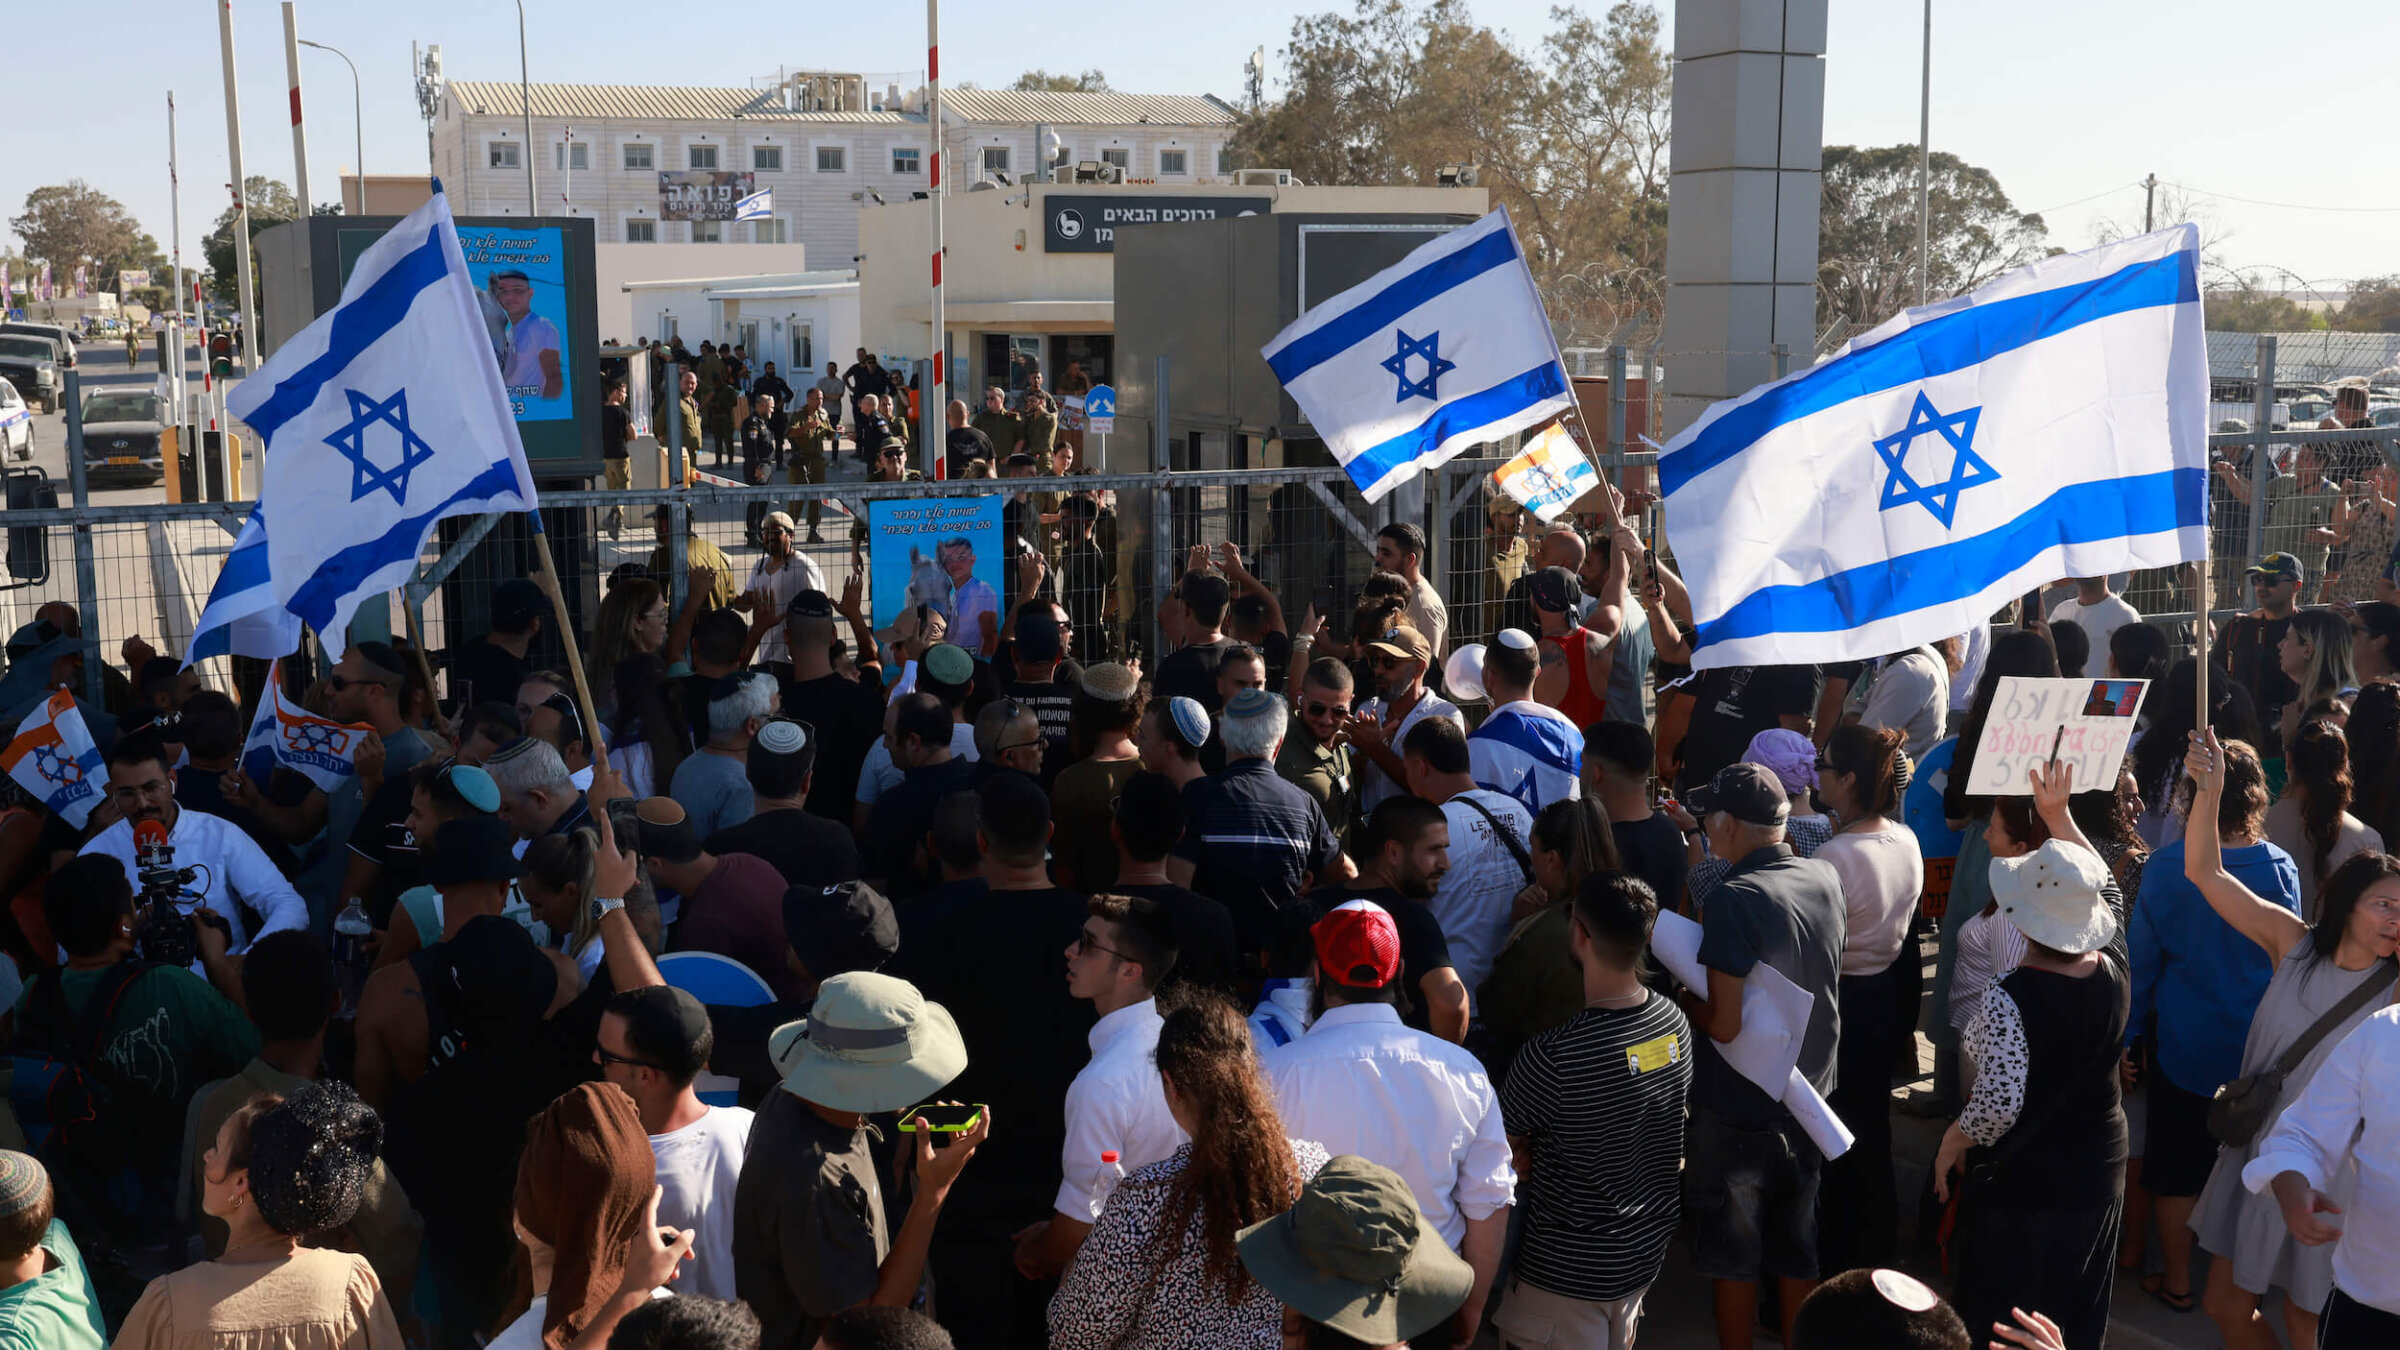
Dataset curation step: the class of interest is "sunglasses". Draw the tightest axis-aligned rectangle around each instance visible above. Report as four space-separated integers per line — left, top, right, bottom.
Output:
1371 655 1405 670
1303 701 1348 719
1074 928 1131 960
594 1045 665 1072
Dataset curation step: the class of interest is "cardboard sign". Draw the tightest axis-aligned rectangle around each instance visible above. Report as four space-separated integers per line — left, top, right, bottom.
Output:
1966 676 2149 796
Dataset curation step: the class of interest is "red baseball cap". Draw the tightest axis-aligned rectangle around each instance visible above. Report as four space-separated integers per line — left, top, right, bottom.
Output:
1314 900 1401 988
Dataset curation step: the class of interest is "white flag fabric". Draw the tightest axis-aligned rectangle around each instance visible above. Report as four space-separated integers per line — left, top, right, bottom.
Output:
228 183 536 643
736 189 773 221
240 660 374 793
1492 422 1601 523
1659 225 2207 670
2 689 106 829
1262 208 1573 502
185 507 304 665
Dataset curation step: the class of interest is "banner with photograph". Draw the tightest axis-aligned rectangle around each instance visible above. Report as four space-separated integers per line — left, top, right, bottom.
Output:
456 225 575 422
658 171 757 222
118 268 151 295
866 496 1006 660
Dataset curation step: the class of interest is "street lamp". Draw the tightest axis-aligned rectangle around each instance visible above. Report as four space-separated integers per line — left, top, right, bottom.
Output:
296 39 363 214
514 0 537 216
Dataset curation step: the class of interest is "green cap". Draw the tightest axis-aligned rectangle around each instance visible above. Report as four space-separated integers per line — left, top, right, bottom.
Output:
1235 1155 1473 1343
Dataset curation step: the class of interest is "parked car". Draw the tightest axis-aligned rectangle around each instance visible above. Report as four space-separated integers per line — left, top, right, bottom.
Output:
0 336 63 414
0 380 30 460
78 388 166 486
0 322 77 367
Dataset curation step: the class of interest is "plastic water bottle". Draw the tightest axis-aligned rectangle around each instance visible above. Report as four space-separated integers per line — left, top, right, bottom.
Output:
332 897 373 1018
1088 1150 1126 1221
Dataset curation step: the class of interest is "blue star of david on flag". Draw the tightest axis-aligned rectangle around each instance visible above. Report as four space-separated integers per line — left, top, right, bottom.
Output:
1381 329 1457 402
29 744 80 788
1873 392 2000 528
324 388 439 506
286 722 344 756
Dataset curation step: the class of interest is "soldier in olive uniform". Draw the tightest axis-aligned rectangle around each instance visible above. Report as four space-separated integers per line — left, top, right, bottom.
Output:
703 379 740 468
972 386 1023 460
1018 391 1061 471
1275 655 1360 850
647 507 742 611
666 370 704 485
787 388 838 542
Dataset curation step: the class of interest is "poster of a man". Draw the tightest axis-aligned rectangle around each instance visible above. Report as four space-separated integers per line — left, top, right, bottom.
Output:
454 225 575 422
866 499 1004 661
490 268 562 400
941 535 1001 658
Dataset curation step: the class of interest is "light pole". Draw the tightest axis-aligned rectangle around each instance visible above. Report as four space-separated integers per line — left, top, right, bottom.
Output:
297 39 363 213
513 0 536 216
1916 0 1931 307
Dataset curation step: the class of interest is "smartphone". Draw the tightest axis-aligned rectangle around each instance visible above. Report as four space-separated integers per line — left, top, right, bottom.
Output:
899 1103 986 1134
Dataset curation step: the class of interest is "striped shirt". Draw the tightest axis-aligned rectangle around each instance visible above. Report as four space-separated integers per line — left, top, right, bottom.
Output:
1499 993 1695 1301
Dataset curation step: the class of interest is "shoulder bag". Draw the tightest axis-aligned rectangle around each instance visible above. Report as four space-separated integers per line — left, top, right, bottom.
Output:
2208 957 2397 1147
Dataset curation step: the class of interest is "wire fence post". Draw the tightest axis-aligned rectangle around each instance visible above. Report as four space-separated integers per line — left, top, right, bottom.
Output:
1607 343 1629 477
2247 335 2275 564
1771 342 1791 381
663 360 688 613
61 368 102 706
1149 354 1172 664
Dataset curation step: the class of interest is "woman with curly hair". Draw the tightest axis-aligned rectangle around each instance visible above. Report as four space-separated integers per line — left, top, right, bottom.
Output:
118 1082 402 1348
1047 996 1328 1349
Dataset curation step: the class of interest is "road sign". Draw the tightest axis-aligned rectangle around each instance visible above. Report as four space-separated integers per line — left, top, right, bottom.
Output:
1084 384 1116 434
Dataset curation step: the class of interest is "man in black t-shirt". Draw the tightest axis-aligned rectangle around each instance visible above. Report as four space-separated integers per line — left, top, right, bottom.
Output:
1585 721 1688 914
943 398 994 478
601 377 633 536
1321 795 1468 1043
1672 663 1821 793
451 577 543 714
702 717 862 891
770 589 888 824
1106 771 1241 993
1155 570 1237 713
2213 551 2304 752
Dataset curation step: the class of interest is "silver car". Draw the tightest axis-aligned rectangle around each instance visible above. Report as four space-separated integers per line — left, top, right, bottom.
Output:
79 389 167 486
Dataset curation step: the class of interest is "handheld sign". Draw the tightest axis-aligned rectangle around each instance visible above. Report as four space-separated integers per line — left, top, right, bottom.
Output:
1969 677 2149 795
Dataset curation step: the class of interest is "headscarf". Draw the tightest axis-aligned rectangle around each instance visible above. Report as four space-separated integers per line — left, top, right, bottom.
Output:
1743 727 1820 795
513 1083 656 1350
246 1081 382 1237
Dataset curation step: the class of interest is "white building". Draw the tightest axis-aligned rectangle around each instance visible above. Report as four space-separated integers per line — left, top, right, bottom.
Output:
621 270 861 381
434 74 1241 266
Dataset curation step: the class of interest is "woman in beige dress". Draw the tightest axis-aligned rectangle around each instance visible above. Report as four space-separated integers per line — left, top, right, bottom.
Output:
117 1082 401 1350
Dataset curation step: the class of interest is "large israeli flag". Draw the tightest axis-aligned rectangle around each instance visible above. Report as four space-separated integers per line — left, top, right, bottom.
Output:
184 507 303 664
228 182 536 643
1262 208 1573 502
1660 225 2207 670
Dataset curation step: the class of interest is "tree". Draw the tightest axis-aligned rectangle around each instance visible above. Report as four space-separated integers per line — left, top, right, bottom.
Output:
2201 278 2318 333
9 181 149 281
203 176 298 305
1010 70 1111 92
1230 0 1670 346
1815 146 2050 333
2334 275 2400 333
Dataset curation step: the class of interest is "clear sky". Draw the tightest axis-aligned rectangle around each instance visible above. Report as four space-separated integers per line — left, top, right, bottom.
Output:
9 0 2393 301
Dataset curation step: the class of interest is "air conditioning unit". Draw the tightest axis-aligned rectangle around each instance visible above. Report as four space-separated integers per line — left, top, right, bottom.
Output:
1072 161 1126 184
1235 168 1294 187
1435 163 1478 187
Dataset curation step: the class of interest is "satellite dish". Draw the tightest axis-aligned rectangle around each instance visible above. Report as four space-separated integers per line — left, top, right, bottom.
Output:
1443 643 1489 703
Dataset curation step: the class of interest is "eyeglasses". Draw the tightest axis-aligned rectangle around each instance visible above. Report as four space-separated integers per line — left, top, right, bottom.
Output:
1074 928 1130 960
998 738 1046 754
1303 701 1349 719
594 1045 665 1072
1814 758 1834 773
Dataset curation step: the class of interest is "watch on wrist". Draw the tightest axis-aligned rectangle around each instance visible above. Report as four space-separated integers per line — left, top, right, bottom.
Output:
590 895 627 922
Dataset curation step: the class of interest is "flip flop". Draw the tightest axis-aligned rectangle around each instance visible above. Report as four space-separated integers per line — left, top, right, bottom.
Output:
2141 1272 2195 1313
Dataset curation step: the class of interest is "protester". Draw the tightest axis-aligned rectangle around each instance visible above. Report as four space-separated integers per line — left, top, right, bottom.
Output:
595 986 750 1304
2265 720 2386 921
1048 997 1329 1349
1403 717 1534 997
1584 721 1687 913
637 798 798 999
0 1152 106 1349
1048 663 1145 890
671 673 776 839
2213 553 2304 755
741 514 824 667
1374 523 1449 657
1264 900 1513 1345
1467 630 1582 815
1094 774 1239 993
1169 688 1342 969
488 1083 685 1350
2179 729 2399 1350
119 1085 403 1349
1276 658 1359 850
1234 1154 1475 1349
1154 570 1238 714
609 1295 762 1350
520 673 598 789
1812 725 1921 1273
1934 765 2129 1350
456 577 547 711
489 735 595 842
2127 736 2300 1313
1478 797 1623 1069
2351 680 2400 844
853 645 977 831
1677 761 1846 1350
1856 644 1951 759
734 973 984 1350
861 693 979 895
1012 895 1187 1282
2049 577 2141 654
701 719 861 890
1350 624 1463 816
1527 565 1614 732
1673 663 1821 794
1787 1269 1974 1350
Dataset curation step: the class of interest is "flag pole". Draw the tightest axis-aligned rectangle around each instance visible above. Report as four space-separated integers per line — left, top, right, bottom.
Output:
395 592 443 722
524 513 606 759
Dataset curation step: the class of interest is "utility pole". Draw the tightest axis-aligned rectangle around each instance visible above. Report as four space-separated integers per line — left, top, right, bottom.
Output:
413 43 444 180
926 0 945 478
513 0 536 216
168 92 188 441
1915 0 1932 307
2143 173 2157 233
218 1 260 375
282 3 311 214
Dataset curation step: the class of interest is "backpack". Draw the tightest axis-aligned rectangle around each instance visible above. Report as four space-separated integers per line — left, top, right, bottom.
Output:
12 958 156 1173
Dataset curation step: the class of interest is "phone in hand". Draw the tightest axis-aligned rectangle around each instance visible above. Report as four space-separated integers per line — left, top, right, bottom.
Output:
899 1103 986 1144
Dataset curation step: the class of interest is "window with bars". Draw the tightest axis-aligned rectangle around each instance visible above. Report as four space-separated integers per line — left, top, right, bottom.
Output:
982 146 1012 176
688 144 718 169
1100 148 1129 169
753 145 782 171
1159 150 1187 175
753 219 786 243
487 142 520 169
816 146 846 173
624 142 654 170
692 220 723 243
625 219 656 242
555 143 588 171
891 147 921 174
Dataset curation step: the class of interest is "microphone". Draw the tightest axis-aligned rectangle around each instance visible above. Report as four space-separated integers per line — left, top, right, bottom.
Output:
134 818 171 870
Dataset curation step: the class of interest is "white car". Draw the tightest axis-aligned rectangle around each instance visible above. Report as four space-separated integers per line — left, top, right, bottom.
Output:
0 380 31 461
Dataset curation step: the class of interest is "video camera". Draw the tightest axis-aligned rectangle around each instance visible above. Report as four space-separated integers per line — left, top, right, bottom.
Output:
130 819 225 969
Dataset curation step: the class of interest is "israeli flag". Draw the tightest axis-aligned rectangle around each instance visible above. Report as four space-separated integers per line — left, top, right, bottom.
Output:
185 507 304 665
1262 208 1573 502
1660 225 2207 670
1 690 106 829
241 658 371 792
736 188 773 221
229 183 536 643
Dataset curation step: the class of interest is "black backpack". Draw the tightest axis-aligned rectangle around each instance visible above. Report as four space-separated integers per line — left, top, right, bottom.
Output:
14 958 156 1174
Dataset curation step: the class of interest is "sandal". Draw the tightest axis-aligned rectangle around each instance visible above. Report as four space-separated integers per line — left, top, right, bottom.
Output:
2141 1272 2195 1313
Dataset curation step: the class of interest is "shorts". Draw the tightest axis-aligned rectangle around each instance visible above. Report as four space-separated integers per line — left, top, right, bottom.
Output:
1685 1109 1821 1282
2142 1071 2221 1198
1492 1278 1647 1350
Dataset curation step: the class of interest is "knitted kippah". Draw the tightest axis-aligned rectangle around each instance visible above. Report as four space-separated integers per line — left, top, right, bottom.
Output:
1168 697 1212 748
0 1152 45 1218
756 719 809 755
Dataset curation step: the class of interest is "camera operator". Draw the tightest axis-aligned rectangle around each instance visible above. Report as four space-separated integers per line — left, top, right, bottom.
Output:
78 732 308 999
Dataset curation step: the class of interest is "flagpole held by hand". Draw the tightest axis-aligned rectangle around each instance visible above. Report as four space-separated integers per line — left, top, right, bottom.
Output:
525 512 608 762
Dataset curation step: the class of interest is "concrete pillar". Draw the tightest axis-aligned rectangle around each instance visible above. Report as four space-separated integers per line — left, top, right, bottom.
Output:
1660 0 1826 436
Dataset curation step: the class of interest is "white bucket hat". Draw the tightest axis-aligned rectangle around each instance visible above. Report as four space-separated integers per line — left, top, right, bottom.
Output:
1989 839 2117 955
767 971 967 1113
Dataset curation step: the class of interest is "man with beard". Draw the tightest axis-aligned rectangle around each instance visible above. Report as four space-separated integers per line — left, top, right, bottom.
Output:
1349 623 1464 818
1309 795 1469 1043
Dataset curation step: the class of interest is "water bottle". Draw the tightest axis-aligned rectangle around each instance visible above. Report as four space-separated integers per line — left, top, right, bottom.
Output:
1087 1150 1126 1221
332 897 373 1018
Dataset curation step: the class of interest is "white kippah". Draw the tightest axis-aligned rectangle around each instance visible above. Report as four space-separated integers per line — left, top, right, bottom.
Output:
1496 629 1537 651
756 720 809 755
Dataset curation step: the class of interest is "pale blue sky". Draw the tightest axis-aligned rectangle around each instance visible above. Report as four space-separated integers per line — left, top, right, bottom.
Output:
12 0 2395 297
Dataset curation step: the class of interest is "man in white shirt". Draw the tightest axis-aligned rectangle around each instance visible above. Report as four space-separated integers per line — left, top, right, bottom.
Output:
742 512 826 668
596 985 750 1302
1403 717 1535 996
1351 624 1464 815
1013 893 1188 1281
1375 522 1449 658
1265 899 1514 1348
82 735 307 990
2047 576 2142 655
2244 1004 2400 1344
1466 629 1582 814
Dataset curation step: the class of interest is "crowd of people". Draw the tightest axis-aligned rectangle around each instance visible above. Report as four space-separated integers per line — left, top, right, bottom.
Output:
0 410 2397 1350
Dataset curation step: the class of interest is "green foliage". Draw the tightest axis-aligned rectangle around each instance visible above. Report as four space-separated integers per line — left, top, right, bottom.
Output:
8 181 155 285
2203 281 2320 333
202 176 297 306
1011 69 1111 92
1816 145 2050 331
2334 276 2400 333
